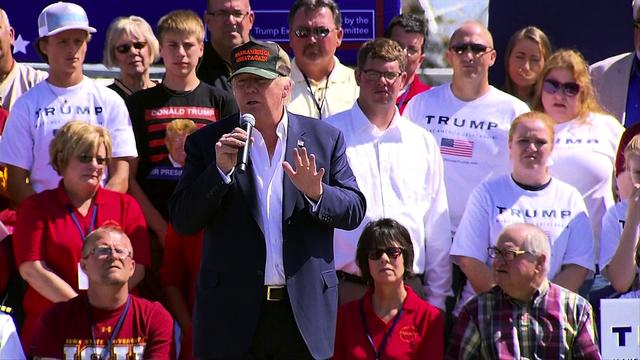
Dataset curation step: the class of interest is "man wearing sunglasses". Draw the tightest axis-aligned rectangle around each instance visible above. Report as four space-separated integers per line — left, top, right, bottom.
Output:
0 2 137 205
404 21 529 233
29 225 174 359
0 8 47 111
198 0 255 93
287 0 358 120
327 38 451 311
448 223 600 359
590 1 640 127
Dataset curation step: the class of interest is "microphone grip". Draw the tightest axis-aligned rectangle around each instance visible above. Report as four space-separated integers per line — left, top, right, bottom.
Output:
237 120 253 173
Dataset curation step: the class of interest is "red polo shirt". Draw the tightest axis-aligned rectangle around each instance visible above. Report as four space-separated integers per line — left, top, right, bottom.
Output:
13 182 150 350
160 224 202 360
397 76 431 115
333 286 444 360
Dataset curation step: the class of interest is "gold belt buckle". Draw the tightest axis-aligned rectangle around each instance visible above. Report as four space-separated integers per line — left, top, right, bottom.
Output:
266 285 285 301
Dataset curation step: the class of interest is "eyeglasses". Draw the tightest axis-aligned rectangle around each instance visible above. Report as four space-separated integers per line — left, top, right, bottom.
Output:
77 154 110 165
449 43 492 56
542 79 581 97
399 45 421 57
207 10 250 21
294 26 333 39
361 69 402 82
87 246 132 260
487 246 531 262
368 247 404 260
115 41 147 54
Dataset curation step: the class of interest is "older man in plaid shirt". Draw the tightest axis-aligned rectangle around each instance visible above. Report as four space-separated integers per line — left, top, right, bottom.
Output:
447 223 601 359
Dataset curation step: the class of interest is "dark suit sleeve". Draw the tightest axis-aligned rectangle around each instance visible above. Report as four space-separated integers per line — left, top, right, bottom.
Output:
169 128 231 235
312 129 366 231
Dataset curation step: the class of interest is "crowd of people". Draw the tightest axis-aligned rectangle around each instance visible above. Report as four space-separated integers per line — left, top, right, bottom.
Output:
0 0 639 358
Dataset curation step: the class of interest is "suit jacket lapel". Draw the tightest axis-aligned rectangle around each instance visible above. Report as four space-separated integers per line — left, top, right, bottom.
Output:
283 114 306 221
234 159 264 235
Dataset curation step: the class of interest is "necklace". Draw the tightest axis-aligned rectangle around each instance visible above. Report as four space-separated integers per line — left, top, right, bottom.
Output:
45 81 70 104
113 78 134 96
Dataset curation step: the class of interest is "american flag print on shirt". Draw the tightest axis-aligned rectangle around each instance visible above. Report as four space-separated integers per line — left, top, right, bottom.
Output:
440 138 474 157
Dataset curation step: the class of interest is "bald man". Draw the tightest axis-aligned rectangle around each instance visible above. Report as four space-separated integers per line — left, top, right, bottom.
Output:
448 223 601 359
405 21 529 232
197 0 254 93
0 8 47 111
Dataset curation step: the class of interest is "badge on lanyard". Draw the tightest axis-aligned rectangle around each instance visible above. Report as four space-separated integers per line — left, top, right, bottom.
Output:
68 205 98 290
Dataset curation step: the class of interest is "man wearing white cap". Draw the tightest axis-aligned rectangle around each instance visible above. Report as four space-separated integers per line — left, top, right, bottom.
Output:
591 0 640 127
0 2 137 204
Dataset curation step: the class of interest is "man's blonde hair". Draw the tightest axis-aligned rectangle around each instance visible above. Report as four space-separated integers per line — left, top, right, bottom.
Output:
157 9 204 44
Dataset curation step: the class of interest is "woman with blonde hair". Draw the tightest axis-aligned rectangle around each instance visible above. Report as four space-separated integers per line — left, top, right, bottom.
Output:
103 16 160 99
533 49 624 279
12 121 150 349
503 26 552 105
451 111 593 314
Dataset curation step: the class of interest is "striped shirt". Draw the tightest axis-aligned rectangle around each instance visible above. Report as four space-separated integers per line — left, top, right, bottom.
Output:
447 282 601 359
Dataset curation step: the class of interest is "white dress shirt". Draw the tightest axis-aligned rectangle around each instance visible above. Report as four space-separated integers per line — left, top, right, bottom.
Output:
251 113 288 285
326 103 452 310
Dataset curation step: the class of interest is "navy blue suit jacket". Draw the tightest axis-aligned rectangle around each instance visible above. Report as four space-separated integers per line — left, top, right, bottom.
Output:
169 111 366 359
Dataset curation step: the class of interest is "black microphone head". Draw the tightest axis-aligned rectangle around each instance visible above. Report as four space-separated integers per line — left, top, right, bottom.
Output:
240 113 256 127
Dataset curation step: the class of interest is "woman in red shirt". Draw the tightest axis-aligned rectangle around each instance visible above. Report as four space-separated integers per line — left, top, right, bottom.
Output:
333 218 444 359
13 121 150 350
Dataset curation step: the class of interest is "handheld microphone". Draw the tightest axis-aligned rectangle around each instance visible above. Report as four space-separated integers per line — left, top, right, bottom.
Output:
237 113 255 173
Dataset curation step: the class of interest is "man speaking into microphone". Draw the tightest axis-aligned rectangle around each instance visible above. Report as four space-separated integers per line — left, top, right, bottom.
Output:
169 40 366 360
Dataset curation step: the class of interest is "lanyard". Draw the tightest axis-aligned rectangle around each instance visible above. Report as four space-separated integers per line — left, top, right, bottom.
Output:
68 204 98 241
360 297 404 360
87 295 132 360
302 70 332 120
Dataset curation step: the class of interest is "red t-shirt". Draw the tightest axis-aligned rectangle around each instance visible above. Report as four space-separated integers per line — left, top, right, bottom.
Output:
333 286 444 360
397 76 431 115
30 294 174 359
13 182 151 349
160 224 202 360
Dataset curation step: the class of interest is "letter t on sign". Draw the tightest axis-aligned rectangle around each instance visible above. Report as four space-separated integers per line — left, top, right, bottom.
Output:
612 326 632 346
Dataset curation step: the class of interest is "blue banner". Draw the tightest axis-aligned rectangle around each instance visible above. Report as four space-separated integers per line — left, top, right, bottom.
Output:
5 0 400 66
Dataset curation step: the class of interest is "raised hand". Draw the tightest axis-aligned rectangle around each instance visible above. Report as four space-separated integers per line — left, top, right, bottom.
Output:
282 147 325 201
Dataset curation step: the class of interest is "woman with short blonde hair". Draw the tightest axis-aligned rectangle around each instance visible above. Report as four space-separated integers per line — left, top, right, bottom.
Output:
13 121 151 349
103 16 159 98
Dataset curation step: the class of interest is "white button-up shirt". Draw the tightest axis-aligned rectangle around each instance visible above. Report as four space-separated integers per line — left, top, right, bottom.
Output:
251 113 288 285
326 103 452 310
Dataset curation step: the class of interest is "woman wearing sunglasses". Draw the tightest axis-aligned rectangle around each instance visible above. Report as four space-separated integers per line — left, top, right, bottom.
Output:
503 26 552 106
12 121 151 349
333 218 444 360
451 111 594 315
533 49 624 283
103 16 160 99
